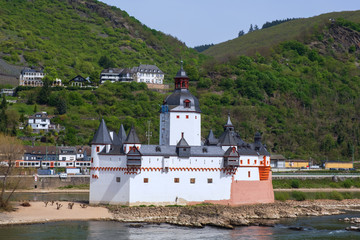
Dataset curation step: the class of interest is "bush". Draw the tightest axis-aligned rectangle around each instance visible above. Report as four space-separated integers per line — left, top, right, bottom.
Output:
292 191 306 201
343 179 353 188
315 192 326 199
275 192 290 201
329 191 344 201
291 179 300 188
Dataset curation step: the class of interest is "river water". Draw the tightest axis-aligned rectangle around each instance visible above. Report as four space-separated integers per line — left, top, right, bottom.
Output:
1 213 360 240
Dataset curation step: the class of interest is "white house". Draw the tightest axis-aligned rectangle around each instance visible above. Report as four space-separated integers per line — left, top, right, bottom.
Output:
131 64 164 84
90 65 273 206
19 68 45 87
28 112 51 132
100 65 164 84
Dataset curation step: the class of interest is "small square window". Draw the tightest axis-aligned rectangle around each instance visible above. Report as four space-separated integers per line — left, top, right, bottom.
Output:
254 160 257 164
144 178 149 183
190 178 195 184
174 178 179 183
247 159 250 164
176 115 180 119
96 146 100 152
116 177 121 183
207 178 213 184
186 115 189 119
240 160 243 164
248 171 251 178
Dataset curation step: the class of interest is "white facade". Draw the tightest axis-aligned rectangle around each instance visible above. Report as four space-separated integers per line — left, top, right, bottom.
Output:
19 68 45 87
28 112 51 131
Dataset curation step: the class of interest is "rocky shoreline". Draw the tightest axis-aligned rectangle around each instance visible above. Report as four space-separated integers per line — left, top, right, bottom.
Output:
109 200 360 229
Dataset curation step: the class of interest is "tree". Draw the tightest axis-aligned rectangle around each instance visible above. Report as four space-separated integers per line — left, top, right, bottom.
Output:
56 97 67 115
0 134 24 210
98 55 115 69
37 77 51 104
248 24 254 33
254 25 259 31
0 94 8 133
238 30 245 37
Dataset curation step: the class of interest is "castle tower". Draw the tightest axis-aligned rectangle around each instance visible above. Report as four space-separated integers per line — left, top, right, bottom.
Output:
159 62 201 146
90 119 112 177
123 126 141 153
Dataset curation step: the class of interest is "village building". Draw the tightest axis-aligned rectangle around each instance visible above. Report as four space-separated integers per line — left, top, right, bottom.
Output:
18 145 91 170
19 68 45 87
27 112 63 132
90 64 273 206
69 75 92 87
324 161 353 170
100 65 164 84
0 88 15 97
19 67 62 87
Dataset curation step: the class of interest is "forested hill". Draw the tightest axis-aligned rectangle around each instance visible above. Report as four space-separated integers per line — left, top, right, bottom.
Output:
0 0 201 84
203 10 360 60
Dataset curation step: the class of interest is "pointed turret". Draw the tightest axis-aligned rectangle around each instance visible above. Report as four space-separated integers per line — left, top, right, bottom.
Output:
205 129 218 146
118 124 127 143
224 113 234 131
91 119 112 145
111 132 122 146
174 61 189 90
124 126 140 144
123 126 141 154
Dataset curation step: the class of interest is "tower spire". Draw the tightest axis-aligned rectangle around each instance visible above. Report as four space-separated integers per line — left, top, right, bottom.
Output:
174 61 189 90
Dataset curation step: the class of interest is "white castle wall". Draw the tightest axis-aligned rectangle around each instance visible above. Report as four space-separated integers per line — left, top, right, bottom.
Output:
169 112 201 146
90 153 261 205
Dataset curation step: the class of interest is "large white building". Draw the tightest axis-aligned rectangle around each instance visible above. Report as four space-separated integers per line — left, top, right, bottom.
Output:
19 68 45 87
100 65 164 84
90 65 273 206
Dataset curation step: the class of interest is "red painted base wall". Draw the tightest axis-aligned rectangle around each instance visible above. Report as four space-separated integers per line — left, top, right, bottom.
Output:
198 172 274 206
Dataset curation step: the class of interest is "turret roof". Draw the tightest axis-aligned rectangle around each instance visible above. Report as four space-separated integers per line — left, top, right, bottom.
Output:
176 136 190 148
124 126 140 144
91 119 112 145
118 124 127 143
218 129 237 146
205 129 218 145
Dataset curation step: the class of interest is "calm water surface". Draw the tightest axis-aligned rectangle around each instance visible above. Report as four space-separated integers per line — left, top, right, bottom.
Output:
1 213 360 240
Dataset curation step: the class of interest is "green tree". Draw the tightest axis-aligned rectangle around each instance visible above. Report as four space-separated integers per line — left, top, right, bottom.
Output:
0 95 8 133
37 77 51 104
56 97 67 115
98 55 115 69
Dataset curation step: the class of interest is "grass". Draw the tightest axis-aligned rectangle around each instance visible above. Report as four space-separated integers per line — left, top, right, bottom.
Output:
275 191 360 201
58 184 89 190
204 10 360 60
272 178 360 189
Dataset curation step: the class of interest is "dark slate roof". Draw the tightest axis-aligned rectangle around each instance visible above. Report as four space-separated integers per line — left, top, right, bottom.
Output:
139 145 225 157
69 75 91 83
175 65 188 78
101 68 123 74
124 126 140 144
132 64 163 74
118 124 127 143
164 89 201 112
205 130 218 146
21 68 44 74
29 112 50 119
238 143 258 155
91 119 113 145
218 129 237 146
127 145 142 156
111 132 122 146
176 136 190 148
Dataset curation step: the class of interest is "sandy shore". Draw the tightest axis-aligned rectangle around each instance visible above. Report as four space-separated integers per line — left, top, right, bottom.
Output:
5 189 89 193
2 199 360 228
0 201 112 225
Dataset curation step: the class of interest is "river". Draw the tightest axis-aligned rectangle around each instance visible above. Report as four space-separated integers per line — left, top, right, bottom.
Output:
0 213 359 240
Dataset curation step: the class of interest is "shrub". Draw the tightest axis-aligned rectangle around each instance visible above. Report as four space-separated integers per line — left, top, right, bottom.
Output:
292 191 306 201
20 201 31 207
315 192 326 199
343 179 353 189
329 191 344 201
291 179 300 188
275 192 290 201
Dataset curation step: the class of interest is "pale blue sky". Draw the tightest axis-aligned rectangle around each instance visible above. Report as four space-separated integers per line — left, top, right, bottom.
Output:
101 0 359 47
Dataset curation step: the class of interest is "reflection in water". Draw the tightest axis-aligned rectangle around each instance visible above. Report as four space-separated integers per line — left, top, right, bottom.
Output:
1 213 360 240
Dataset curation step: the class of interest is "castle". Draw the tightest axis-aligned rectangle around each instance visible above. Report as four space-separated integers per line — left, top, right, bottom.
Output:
90 65 274 206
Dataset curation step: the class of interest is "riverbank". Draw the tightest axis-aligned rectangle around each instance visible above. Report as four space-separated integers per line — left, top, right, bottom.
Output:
0 201 112 225
2 199 360 228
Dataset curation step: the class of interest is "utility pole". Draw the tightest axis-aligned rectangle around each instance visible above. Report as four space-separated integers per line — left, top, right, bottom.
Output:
145 120 152 145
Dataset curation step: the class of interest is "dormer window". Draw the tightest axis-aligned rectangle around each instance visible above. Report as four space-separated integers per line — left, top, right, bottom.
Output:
184 99 191 108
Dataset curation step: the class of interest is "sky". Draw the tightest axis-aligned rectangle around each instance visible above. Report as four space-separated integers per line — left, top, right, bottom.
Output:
101 0 359 47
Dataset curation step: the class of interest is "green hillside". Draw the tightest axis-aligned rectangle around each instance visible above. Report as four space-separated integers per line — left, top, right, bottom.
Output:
0 0 202 84
203 10 360 60
1 2 360 164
